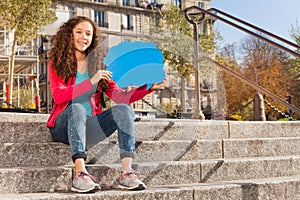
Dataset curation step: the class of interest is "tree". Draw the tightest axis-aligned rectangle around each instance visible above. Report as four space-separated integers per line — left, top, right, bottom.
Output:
287 19 300 118
12 85 33 108
240 36 292 118
290 19 300 45
148 4 219 113
216 44 253 119
148 4 193 112
0 0 57 105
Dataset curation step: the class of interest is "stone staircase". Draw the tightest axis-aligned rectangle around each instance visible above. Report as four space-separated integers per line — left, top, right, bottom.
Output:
0 112 300 199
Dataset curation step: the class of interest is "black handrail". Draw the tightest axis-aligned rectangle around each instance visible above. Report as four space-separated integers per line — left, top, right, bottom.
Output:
208 8 300 51
181 6 300 115
181 6 300 58
200 57 300 115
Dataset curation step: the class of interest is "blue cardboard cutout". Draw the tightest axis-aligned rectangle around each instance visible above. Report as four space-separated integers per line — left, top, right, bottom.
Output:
104 41 165 89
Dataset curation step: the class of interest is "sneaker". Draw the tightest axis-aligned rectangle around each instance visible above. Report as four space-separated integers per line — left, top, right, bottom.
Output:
119 170 146 190
71 171 100 193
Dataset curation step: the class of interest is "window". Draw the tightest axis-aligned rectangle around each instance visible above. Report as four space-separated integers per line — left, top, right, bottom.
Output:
121 15 133 31
198 2 205 8
123 0 129 6
94 0 108 27
173 0 179 6
95 12 108 27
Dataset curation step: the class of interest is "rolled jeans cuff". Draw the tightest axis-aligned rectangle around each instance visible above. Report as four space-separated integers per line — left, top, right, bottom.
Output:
120 151 135 159
72 152 87 163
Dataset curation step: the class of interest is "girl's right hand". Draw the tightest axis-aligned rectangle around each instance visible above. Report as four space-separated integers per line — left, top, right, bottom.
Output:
90 70 112 85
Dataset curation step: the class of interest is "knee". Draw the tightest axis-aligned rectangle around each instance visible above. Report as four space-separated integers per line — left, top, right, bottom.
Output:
113 104 134 118
118 104 133 114
71 103 86 116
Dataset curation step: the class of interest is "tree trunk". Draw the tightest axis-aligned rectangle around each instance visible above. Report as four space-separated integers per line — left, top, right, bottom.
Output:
8 32 17 105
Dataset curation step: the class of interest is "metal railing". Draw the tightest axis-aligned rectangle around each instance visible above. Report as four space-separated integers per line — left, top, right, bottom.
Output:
181 6 300 116
201 56 300 115
182 6 300 57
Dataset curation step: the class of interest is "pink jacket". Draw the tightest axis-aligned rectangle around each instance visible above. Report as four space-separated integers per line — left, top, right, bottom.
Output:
46 61 153 128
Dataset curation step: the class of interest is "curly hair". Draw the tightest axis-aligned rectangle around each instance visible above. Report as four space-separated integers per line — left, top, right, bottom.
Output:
49 16 106 84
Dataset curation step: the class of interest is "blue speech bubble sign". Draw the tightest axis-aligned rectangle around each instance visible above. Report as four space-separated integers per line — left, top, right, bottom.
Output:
104 41 165 89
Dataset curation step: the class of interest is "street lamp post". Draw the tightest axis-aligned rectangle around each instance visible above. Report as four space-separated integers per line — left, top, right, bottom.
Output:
254 65 261 91
180 7 205 120
191 22 205 120
253 65 266 121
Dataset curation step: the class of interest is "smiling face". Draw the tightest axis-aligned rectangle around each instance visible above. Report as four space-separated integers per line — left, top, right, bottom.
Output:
72 21 94 56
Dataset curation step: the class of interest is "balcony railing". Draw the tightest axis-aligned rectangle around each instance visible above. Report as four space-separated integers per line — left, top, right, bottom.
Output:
121 24 134 30
0 44 37 57
97 21 109 28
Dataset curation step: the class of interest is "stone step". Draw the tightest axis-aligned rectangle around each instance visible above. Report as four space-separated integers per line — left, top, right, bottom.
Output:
0 140 221 167
0 121 52 143
135 120 300 140
1 155 299 193
0 117 228 143
228 121 300 139
87 137 300 164
1 112 300 198
1 113 300 143
2 137 300 167
223 137 300 158
0 175 299 199
86 155 300 187
87 139 222 164
0 167 72 193
0 112 49 123
0 143 72 167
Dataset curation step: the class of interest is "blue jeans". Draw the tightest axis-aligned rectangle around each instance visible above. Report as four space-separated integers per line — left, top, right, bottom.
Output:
49 103 135 162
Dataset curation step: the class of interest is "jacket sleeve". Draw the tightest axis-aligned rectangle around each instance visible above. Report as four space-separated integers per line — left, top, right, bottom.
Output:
104 80 153 104
48 61 95 105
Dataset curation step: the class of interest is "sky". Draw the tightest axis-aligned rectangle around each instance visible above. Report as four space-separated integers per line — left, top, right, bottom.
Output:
210 0 300 44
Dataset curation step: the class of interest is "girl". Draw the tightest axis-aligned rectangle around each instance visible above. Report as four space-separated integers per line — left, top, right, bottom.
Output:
46 16 165 193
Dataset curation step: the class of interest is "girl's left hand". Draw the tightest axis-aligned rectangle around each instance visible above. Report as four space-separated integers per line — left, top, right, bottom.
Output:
150 79 167 90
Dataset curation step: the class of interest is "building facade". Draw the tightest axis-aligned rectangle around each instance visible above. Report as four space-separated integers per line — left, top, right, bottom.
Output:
0 0 216 119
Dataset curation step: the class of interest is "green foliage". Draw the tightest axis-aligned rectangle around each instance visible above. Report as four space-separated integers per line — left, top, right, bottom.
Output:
147 5 196 79
12 85 33 108
160 5 192 37
278 117 289 121
0 0 57 44
199 31 217 54
163 49 194 78
1 0 57 105
287 20 300 119
146 5 195 74
102 92 112 110
151 4 220 78
159 102 176 114
290 19 300 45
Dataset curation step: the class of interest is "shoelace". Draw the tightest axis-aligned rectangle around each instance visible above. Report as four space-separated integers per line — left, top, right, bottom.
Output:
78 171 97 182
121 170 138 180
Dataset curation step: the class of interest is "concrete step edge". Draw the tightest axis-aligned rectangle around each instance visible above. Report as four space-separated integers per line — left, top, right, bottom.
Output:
2 139 300 167
1 156 299 193
2 119 300 142
0 175 299 200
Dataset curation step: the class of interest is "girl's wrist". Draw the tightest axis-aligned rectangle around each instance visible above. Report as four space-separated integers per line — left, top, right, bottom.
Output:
90 77 98 85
